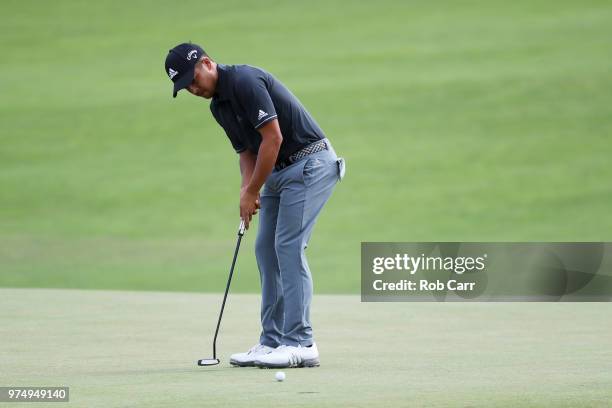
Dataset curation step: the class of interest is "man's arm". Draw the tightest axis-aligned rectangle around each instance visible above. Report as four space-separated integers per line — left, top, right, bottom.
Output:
247 119 283 193
239 150 257 189
239 118 283 228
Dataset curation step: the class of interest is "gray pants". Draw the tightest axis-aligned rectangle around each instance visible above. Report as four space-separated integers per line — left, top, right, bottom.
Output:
255 139 343 347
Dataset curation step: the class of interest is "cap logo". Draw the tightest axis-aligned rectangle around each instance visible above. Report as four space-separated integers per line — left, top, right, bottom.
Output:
187 50 198 60
168 68 178 79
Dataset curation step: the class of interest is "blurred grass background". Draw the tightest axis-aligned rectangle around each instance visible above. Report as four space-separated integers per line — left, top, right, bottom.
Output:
1 0 611 293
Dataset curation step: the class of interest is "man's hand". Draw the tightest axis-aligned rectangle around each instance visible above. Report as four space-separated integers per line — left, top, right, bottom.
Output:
240 187 261 229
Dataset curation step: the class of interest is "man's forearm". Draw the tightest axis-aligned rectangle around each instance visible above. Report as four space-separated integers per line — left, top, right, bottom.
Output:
239 151 257 188
246 137 281 193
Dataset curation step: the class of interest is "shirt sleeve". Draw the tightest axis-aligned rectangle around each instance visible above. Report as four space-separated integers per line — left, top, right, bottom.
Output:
210 101 246 154
234 71 278 129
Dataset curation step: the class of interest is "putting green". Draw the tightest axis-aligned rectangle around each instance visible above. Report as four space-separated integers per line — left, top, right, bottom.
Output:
1 288 610 407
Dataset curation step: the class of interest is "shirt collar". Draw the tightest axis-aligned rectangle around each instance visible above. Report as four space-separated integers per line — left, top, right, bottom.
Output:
214 64 232 101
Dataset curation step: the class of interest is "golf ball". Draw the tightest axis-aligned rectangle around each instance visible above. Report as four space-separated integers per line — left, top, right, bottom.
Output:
275 371 286 382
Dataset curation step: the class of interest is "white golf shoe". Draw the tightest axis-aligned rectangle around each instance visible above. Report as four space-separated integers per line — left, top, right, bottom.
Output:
229 344 275 367
254 343 320 368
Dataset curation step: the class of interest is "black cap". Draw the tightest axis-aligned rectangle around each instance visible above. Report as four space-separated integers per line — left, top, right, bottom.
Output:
164 43 205 98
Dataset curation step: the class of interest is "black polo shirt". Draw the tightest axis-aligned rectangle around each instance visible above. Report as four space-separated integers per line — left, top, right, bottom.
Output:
210 64 326 162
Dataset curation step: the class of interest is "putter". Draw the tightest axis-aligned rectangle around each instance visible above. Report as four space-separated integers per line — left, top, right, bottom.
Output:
198 219 246 366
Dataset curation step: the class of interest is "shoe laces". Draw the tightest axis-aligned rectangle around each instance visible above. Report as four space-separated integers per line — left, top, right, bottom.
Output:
276 344 302 355
247 344 266 355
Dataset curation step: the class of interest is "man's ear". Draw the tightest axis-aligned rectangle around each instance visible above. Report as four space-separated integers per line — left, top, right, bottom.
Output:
202 57 213 70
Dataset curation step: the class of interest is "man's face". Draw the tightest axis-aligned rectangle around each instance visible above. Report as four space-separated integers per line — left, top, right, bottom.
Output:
187 57 217 99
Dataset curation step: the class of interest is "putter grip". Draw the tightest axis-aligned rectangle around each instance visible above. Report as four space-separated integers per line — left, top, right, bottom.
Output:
238 219 246 236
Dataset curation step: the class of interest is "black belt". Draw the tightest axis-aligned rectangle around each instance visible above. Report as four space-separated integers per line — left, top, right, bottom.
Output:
274 139 328 171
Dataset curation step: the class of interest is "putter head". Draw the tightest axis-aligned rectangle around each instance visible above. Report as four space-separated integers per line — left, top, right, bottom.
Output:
197 358 220 366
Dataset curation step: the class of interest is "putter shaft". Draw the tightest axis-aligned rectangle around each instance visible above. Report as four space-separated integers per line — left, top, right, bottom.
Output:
211 220 246 360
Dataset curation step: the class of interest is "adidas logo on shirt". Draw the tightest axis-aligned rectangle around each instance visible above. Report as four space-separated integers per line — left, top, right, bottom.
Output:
257 110 268 120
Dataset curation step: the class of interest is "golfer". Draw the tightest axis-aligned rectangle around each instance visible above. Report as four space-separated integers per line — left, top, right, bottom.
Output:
164 43 344 368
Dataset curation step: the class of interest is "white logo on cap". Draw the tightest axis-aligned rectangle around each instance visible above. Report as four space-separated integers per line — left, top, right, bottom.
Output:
187 50 198 60
168 68 178 79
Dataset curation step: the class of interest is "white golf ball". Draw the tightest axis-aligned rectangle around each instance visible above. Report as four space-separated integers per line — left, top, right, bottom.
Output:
275 371 286 382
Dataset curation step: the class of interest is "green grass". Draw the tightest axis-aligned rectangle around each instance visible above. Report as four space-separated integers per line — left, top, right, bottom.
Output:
1 288 611 407
1 0 612 292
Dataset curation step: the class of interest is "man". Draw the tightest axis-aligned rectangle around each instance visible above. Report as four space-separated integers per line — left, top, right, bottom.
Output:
164 43 345 368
